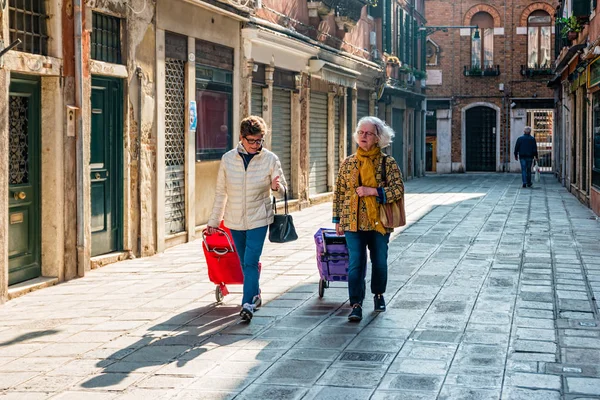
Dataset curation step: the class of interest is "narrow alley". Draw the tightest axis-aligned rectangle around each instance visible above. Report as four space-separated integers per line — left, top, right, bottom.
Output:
1 174 599 399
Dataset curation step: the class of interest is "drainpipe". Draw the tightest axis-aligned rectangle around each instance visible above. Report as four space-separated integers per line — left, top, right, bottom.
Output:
135 66 143 256
74 0 87 277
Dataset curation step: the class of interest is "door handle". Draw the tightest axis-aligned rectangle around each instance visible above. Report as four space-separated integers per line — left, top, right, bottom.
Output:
14 191 26 200
95 173 101 180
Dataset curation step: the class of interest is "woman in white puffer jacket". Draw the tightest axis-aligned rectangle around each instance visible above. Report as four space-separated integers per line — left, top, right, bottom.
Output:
207 116 287 322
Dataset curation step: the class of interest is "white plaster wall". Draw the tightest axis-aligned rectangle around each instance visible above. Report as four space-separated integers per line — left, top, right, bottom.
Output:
510 108 527 172
157 0 242 229
436 109 452 173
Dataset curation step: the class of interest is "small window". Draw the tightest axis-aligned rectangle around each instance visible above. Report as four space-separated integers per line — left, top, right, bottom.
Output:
9 0 49 55
527 11 552 69
92 12 122 64
470 12 494 69
195 65 233 161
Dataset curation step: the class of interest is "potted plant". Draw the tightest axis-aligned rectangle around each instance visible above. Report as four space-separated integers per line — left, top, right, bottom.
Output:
413 70 427 80
558 16 582 40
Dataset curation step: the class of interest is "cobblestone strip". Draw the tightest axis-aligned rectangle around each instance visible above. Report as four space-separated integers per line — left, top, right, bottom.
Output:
501 177 561 400
370 175 519 399
547 182 600 399
235 177 501 400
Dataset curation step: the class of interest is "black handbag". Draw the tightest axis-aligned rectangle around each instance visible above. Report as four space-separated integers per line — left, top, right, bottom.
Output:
268 188 298 243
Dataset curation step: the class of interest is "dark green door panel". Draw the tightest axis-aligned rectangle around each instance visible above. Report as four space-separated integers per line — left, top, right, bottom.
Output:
91 77 122 256
8 77 41 285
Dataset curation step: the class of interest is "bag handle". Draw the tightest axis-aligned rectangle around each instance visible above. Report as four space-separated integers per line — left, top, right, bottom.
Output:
381 154 388 185
272 187 289 215
202 227 235 254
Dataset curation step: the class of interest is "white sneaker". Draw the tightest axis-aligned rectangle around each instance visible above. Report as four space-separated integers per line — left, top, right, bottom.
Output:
240 303 255 321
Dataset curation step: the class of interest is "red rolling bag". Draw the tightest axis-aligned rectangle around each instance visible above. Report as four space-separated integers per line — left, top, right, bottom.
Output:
201 222 261 304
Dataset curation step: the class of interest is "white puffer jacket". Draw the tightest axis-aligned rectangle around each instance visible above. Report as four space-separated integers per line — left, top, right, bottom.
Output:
208 143 287 231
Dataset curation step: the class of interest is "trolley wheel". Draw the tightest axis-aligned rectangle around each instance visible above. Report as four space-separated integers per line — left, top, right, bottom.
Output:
215 286 224 303
318 279 327 298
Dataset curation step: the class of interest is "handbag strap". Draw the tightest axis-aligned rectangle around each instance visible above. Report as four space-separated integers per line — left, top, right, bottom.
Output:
381 154 388 185
272 187 289 215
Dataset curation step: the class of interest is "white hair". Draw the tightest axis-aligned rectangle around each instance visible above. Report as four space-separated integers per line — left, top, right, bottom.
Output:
524 126 532 133
353 116 395 149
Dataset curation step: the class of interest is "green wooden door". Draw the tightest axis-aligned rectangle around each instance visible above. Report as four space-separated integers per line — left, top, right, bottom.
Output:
8 77 41 285
91 77 122 256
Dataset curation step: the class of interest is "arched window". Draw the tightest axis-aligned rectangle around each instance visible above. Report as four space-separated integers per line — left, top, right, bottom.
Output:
527 11 552 69
470 12 494 69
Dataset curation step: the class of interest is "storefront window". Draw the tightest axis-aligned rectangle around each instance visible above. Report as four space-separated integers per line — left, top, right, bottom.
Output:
195 65 233 161
593 92 600 188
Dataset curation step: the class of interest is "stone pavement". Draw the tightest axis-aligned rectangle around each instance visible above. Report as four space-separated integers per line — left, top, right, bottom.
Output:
1 173 600 400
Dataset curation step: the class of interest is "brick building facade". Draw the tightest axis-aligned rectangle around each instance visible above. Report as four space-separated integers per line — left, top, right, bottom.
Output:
424 0 555 174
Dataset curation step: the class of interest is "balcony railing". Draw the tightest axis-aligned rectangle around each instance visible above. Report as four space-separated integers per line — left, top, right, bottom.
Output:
463 65 500 77
315 0 368 22
520 65 553 77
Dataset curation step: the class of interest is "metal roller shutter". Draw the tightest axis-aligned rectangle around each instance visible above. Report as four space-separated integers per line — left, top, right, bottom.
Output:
357 99 369 122
309 92 328 195
251 85 263 117
334 97 340 170
271 89 292 197
349 99 369 155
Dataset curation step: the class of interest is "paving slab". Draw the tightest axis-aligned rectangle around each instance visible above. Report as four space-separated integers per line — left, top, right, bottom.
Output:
1 174 600 399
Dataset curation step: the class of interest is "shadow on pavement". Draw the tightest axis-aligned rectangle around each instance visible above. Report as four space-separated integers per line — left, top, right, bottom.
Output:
0 329 60 347
80 302 246 389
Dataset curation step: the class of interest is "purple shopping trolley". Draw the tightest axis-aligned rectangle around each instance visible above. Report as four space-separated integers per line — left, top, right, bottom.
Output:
314 228 349 298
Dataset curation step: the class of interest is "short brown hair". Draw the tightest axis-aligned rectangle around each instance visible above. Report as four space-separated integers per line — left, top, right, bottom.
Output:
240 115 267 137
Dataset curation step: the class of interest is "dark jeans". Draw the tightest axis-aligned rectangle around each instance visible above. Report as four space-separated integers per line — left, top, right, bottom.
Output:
344 230 390 306
230 225 268 305
520 157 533 185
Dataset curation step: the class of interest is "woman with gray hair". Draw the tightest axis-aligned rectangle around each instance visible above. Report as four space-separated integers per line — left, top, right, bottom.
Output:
332 116 405 322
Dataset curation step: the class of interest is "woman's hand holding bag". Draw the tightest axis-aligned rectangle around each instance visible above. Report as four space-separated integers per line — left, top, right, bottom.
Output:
268 188 298 243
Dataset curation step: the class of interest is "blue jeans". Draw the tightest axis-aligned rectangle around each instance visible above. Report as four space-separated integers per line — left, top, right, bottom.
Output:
230 226 268 305
344 230 390 306
520 158 533 185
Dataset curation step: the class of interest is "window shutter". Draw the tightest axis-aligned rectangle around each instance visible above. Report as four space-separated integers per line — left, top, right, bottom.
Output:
413 19 419 68
396 7 400 57
572 0 591 16
383 0 392 54
405 14 411 65
421 33 427 70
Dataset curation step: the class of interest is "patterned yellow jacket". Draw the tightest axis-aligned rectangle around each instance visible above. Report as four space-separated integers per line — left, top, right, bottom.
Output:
333 153 404 233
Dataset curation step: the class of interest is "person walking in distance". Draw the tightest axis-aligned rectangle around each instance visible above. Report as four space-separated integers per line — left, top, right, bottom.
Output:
514 126 538 188
207 116 287 322
333 116 404 322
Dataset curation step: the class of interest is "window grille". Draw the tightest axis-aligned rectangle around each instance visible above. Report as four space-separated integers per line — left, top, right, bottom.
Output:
92 12 122 64
9 0 49 55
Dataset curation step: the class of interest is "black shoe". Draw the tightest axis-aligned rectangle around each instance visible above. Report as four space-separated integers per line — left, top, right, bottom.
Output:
527 183 532 187
522 184 527 188
374 294 386 312
348 304 363 322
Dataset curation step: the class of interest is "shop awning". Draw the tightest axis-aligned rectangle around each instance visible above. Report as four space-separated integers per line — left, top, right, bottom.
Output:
308 59 360 88
554 44 586 74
